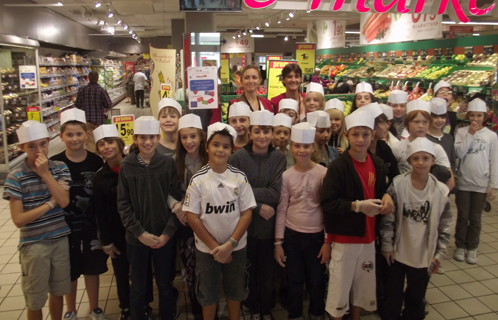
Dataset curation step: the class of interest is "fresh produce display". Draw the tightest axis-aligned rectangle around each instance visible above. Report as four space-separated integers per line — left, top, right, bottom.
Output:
236 86 267 95
342 100 353 116
329 64 347 77
444 70 493 87
467 53 498 66
413 66 452 80
373 65 427 79
336 67 356 77
361 12 393 43
320 65 333 75
347 66 374 78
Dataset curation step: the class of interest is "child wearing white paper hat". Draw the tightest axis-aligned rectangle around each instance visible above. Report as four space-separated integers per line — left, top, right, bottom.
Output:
278 98 299 125
324 99 348 153
275 122 329 320
387 90 408 140
426 97 457 178
303 82 326 122
453 98 497 265
52 108 111 320
229 110 286 320
156 97 183 156
321 108 394 320
391 99 454 193
307 111 339 167
352 82 376 112
433 80 457 135
380 137 452 319
3 120 71 320
118 115 183 320
228 101 252 150
183 122 256 320
272 113 295 169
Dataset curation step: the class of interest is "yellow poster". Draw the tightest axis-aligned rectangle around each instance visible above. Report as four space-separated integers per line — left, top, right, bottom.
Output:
267 60 297 101
220 54 230 84
143 53 150 60
266 56 282 78
296 43 316 75
112 115 135 146
27 106 40 122
150 46 177 117
161 83 171 98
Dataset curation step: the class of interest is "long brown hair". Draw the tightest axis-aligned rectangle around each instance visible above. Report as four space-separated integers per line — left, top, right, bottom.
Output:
175 128 208 183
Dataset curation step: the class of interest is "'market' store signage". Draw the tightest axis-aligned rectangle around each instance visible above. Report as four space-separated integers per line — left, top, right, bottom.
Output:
243 0 495 23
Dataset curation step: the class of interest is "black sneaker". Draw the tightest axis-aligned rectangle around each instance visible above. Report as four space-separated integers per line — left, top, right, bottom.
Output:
120 309 130 320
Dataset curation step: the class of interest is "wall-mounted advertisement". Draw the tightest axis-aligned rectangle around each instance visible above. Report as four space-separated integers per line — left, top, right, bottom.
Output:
360 13 442 45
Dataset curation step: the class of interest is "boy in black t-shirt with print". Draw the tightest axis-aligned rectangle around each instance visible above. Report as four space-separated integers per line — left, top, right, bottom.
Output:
51 108 108 320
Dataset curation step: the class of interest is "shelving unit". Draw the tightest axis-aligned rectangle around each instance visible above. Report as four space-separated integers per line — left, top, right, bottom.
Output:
91 57 126 106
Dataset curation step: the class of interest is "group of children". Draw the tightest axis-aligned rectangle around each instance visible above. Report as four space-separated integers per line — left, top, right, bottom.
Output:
4 68 497 320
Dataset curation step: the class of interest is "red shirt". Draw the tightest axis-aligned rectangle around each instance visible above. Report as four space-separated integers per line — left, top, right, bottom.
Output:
331 153 376 244
209 97 273 125
110 164 120 173
270 92 306 115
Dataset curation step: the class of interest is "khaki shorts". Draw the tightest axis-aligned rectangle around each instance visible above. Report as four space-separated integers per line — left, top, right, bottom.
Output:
20 237 71 310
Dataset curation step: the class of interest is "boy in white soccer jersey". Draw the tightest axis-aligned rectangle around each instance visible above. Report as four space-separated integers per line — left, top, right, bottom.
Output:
184 122 256 320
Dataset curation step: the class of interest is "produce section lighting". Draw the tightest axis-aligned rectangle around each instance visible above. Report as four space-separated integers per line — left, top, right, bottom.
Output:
251 34 264 38
345 31 360 34
473 33 480 36
95 2 101 8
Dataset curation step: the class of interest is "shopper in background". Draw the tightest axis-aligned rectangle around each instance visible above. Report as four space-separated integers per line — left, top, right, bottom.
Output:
330 80 353 94
275 122 329 320
118 116 183 320
454 98 498 265
229 111 286 320
75 70 113 153
50 109 108 320
126 69 136 105
310 68 329 87
134 67 148 109
4 120 71 320
387 90 408 140
351 82 376 112
324 99 348 153
271 64 305 115
434 80 458 136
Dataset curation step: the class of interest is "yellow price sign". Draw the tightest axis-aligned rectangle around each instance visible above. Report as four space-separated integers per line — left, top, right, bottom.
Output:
27 106 40 122
266 56 282 78
161 83 172 98
112 114 135 146
295 43 316 75
143 53 150 60
220 54 230 84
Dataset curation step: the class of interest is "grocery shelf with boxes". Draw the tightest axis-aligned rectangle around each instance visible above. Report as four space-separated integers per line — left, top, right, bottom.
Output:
90 57 126 106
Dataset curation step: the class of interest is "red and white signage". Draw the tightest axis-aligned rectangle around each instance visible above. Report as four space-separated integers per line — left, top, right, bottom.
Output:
315 20 346 49
360 13 442 45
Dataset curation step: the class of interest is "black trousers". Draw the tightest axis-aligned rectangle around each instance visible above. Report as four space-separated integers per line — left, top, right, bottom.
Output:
135 90 144 107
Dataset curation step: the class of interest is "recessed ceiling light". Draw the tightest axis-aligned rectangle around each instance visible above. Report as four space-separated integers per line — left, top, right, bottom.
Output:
265 21 269 27
284 35 288 41
117 19 122 24
129 30 133 34
108 12 113 18
95 2 101 8
289 12 294 17
124 24 128 30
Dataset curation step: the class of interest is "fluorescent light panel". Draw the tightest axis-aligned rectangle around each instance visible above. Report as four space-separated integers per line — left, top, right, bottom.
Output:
251 34 264 38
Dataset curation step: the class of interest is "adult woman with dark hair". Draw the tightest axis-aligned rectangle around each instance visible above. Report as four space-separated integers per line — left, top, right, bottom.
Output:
271 64 306 117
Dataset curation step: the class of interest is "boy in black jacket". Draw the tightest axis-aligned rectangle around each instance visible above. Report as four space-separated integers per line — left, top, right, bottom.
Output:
320 109 393 320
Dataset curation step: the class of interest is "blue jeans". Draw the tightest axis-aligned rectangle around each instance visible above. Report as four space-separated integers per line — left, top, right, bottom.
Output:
284 228 326 319
128 239 178 320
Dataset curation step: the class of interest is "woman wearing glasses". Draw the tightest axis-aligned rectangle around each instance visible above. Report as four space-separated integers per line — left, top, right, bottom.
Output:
434 80 458 136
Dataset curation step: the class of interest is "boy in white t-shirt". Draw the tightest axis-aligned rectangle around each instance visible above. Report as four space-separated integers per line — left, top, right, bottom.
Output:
184 122 256 320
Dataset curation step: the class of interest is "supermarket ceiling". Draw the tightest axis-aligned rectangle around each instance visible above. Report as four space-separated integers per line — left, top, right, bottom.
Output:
6 0 498 39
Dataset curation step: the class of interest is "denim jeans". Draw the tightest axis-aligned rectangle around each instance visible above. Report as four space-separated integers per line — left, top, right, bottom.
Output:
284 228 326 319
128 239 178 320
246 237 275 315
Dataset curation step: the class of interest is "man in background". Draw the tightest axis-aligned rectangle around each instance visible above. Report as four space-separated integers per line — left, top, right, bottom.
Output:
134 67 148 109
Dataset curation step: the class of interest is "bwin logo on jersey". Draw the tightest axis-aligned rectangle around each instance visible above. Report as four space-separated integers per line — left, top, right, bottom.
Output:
206 200 236 214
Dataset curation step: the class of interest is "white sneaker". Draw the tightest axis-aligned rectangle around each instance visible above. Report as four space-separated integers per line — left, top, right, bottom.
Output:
90 308 108 320
466 249 478 264
63 311 77 320
454 248 465 262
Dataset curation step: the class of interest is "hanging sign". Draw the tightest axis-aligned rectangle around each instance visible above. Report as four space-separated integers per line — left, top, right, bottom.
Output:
267 60 298 101
313 20 346 49
112 115 135 146
187 66 218 110
125 62 135 74
296 43 316 75
143 53 150 60
161 83 172 98
220 54 230 84
27 106 40 122
221 34 254 53
19 65 37 89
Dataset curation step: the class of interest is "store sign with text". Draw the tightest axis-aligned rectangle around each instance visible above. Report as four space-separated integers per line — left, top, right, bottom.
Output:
360 13 442 45
311 20 346 49
221 34 254 53
267 60 297 101
112 115 135 146
296 43 316 74
243 0 494 23
19 65 37 89
220 54 230 84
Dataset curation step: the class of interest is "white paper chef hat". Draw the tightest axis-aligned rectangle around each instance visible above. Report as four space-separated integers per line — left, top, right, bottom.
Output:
250 110 274 126
306 82 324 96
273 113 292 129
61 108 86 125
291 122 316 144
307 111 331 128
134 116 160 135
467 98 487 112
355 82 373 95
228 102 251 118
362 102 383 119
324 98 344 112
388 90 408 104
207 122 237 142
406 137 435 158
279 99 298 112
178 113 203 131
315 67 321 72
434 80 452 95
157 98 182 117
345 109 374 130
17 120 49 144
93 124 120 143
407 99 431 114
430 98 447 115
379 104 393 120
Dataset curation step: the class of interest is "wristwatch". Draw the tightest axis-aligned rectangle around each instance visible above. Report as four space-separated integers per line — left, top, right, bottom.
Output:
227 237 239 248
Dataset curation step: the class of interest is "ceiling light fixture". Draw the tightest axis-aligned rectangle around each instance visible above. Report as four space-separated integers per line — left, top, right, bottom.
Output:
57 1 63 5
117 19 122 24
289 12 294 17
233 35 236 39
265 21 270 27
286 17 290 20
95 1 101 8
124 24 128 30
251 34 264 38
249 28 253 33
307 10 310 13
243 30 247 35
256 25 260 30
238 33 241 38
284 35 288 41
345 31 360 34
473 33 480 36
129 30 133 34
108 12 113 18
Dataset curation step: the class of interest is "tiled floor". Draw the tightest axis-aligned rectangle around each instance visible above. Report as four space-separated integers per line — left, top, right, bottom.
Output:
2 100 498 319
